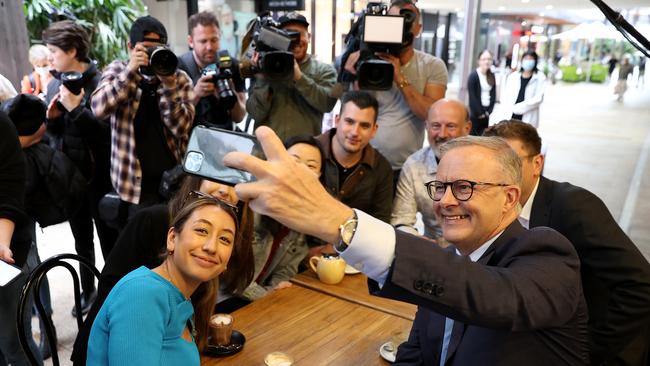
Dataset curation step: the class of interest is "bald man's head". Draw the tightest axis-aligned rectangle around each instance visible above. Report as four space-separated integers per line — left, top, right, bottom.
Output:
426 99 472 158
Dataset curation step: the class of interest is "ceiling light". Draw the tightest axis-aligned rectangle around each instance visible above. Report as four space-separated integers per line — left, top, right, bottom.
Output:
545 5 553 10
498 6 506 10
522 0 530 3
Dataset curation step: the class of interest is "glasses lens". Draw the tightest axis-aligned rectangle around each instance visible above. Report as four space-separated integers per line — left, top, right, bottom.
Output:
432 181 446 201
452 180 473 201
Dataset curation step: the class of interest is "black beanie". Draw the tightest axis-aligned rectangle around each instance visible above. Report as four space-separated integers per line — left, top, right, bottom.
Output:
1 94 46 136
129 16 168 45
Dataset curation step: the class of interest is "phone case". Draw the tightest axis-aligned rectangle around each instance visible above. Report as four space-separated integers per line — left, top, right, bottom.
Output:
183 125 259 186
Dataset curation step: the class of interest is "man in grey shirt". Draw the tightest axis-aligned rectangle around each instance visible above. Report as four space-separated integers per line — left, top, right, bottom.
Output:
391 99 471 241
345 0 448 184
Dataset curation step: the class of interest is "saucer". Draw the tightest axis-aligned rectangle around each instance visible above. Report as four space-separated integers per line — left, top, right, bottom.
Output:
345 264 361 275
205 330 245 357
379 341 396 363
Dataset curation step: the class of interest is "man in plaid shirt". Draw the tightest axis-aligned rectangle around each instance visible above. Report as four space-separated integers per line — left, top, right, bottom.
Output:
91 16 194 214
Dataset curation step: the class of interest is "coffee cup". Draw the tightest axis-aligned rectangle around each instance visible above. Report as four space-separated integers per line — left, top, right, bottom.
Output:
309 253 346 285
209 313 233 346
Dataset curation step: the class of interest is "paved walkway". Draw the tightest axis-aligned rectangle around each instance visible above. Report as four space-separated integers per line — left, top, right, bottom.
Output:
31 75 650 365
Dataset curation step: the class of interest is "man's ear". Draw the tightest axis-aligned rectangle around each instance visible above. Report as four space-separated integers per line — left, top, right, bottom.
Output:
334 114 340 128
504 185 521 213
188 35 194 49
532 154 545 178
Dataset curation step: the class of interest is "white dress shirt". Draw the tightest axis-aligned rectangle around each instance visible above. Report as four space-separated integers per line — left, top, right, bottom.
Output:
518 178 541 229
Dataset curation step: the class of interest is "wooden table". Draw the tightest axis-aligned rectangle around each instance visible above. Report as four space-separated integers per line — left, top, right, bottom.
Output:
201 285 412 365
291 271 417 321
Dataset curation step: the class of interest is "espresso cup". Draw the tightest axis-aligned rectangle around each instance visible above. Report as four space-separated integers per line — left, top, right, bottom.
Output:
210 313 233 346
309 254 346 285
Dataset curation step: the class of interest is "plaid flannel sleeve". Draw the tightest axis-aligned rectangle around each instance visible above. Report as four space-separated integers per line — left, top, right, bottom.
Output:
91 60 140 119
158 69 195 141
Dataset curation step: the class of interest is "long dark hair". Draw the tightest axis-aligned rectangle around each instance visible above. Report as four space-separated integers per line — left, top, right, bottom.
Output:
167 175 254 353
478 49 496 86
169 176 255 295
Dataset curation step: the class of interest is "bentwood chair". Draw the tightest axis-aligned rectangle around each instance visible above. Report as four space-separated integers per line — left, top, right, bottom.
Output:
17 253 100 366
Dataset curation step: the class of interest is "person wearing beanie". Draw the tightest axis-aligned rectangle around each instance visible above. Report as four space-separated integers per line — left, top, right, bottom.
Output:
91 16 194 214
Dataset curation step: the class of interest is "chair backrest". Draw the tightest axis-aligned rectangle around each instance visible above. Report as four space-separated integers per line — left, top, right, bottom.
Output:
17 253 100 366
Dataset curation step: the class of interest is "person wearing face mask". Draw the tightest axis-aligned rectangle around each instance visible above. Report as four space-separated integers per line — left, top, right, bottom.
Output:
247 12 338 141
21 44 53 100
70 175 254 365
497 50 546 128
242 136 326 301
217 4 239 58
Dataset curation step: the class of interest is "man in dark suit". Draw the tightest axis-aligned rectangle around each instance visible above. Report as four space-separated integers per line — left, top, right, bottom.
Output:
485 119 650 366
224 129 589 365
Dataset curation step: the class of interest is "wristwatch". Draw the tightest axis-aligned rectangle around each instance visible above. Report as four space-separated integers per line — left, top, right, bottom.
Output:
335 211 358 252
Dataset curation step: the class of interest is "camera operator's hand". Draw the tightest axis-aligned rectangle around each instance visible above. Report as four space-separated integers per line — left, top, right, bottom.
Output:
344 50 361 75
293 59 302 81
194 75 216 99
46 93 63 120
251 51 260 68
376 52 404 85
127 43 149 73
58 84 84 112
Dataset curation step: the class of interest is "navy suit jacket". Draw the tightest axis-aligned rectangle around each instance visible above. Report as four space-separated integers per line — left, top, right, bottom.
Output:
375 220 589 365
530 177 650 365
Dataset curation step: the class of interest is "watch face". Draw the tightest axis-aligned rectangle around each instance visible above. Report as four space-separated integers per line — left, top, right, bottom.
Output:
341 220 358 244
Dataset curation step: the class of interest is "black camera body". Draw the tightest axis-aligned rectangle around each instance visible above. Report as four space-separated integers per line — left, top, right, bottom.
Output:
140 46 178 77
340 2 416 90
201 50 237 110
243 15 300 82
60 71 84 95
53 71 84 111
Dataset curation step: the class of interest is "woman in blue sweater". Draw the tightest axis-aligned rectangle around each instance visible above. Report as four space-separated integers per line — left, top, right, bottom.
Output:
87 190 240 365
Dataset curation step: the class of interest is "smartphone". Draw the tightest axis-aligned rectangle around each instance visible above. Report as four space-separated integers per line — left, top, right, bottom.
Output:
0 260 22 287
183 125 261 186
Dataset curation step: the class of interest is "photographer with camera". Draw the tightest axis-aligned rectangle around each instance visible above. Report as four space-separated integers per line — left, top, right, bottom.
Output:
91 16 194 216
246 12 338 141
43 20 118 318
343 0 448 187
178 11 246 131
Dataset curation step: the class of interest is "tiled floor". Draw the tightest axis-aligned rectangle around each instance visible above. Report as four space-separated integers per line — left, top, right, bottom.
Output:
30 75 650 366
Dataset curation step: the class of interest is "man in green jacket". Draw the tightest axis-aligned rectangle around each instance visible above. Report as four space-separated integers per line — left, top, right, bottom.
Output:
247 12 337 140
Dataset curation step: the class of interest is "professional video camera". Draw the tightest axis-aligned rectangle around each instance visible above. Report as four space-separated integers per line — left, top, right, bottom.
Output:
140 45 178 77
201 50 237 110
339 2 417 90
240 14 300 81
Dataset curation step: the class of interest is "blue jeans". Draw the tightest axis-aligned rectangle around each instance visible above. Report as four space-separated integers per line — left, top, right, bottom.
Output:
0 250 43 366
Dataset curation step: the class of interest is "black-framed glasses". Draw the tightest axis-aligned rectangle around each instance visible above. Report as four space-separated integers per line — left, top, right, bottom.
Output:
186 190 240 227
424 180 511 202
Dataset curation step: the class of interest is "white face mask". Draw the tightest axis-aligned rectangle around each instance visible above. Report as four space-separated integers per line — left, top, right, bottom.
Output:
221 22 235 38
35 66 49 80
521 59 536 72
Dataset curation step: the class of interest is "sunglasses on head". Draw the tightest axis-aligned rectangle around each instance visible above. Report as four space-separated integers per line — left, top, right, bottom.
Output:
185 190 240 228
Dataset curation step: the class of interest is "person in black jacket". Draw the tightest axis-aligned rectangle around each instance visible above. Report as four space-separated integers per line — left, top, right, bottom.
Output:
485 119 650 365
43 20 118 316
0 111 43 365
467 50 496 136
